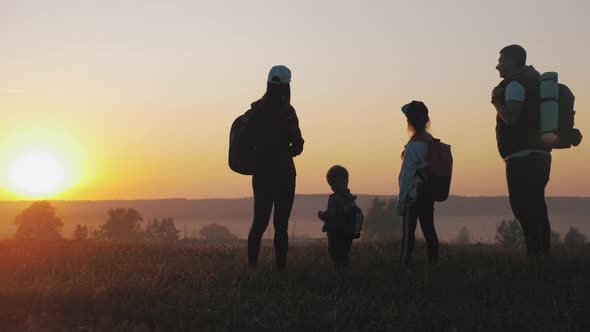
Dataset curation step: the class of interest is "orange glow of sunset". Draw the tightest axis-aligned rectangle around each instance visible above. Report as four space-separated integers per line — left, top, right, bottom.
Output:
1 1 589 200
0 130 87 199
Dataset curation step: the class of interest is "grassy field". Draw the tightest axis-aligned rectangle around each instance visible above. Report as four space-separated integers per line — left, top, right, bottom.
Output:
0 240 589 331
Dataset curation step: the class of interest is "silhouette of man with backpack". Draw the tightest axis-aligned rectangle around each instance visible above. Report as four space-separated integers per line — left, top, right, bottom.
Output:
492 45 553 256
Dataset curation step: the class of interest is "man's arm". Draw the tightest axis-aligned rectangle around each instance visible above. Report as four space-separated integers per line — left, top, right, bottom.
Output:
492 81 525 126
494 100 523 126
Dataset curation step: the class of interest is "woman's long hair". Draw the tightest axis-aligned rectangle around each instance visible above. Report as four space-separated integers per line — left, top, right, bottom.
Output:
407 113 430 140
402 111 431 159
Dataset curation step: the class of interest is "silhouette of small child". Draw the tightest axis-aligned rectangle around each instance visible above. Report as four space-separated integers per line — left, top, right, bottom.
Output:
317 165 356 268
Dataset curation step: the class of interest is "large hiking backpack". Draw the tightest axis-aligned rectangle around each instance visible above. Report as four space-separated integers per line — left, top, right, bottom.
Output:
540 72 583 149
413 136 453 202
228 111 255 175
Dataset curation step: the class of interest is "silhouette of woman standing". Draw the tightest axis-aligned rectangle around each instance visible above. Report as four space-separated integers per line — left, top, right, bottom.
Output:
396 101 439 266
246 65 304 271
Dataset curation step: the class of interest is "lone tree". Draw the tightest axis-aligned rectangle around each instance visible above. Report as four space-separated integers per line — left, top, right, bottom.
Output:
564 227 587 245
14 201 63 240
145 218 161 241
495 218 524 247
158 217 180 242
73 224 89 240
199 223 237 241
456 226 470 245
145 217 180 242
99 208 143 240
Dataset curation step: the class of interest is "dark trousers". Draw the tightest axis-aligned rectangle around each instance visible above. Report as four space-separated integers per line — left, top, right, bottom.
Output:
327 232 353 268
400 187 438 265
506 153 552 256
248 175 295 270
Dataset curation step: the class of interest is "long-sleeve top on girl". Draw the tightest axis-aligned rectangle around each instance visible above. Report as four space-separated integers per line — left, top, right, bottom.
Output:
395 141 429 216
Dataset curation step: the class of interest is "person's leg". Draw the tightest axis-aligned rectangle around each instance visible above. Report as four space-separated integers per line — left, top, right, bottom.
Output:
532 183 551 256
272 177 296 270
327 232 337 264
417 191 438 264
333 233 347 268
532 154 552 255
400 204 418 266
247 176 274 268
539 215 551 255
507 154 552 256
342 235 353 267
506 156 537 255
328 233 350 268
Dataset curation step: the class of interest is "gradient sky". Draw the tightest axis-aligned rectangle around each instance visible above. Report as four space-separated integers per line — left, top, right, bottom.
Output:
1 0 589 200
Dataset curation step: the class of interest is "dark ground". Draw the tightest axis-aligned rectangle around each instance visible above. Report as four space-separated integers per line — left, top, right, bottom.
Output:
0 240 589 331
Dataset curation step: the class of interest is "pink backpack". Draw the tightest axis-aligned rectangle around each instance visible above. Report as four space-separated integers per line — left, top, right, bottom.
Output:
412 135 453 202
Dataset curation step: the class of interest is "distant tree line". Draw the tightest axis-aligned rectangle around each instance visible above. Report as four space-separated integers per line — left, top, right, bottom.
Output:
12 201 238 242
448 218 588 247
12 201 588 246
494 218 587 247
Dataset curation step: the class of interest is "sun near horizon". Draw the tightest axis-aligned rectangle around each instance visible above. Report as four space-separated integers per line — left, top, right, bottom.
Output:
0 129 87 200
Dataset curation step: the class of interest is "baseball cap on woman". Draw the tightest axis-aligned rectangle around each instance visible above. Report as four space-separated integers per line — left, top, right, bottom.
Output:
401 100 429 119
268 65 291 84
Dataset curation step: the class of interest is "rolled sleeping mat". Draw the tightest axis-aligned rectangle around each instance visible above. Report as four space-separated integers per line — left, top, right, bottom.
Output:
540 72 559 146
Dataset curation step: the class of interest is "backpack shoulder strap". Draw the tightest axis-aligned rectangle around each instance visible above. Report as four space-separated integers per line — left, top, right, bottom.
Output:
342 194 358 209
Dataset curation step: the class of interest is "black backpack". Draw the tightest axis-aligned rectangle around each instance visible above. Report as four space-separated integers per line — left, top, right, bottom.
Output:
344 197 364 239
539 72 583 149
553 84 583 149
228 111 255 175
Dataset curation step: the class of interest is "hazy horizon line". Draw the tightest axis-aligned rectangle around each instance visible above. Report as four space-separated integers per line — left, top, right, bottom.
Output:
2 194 590 202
